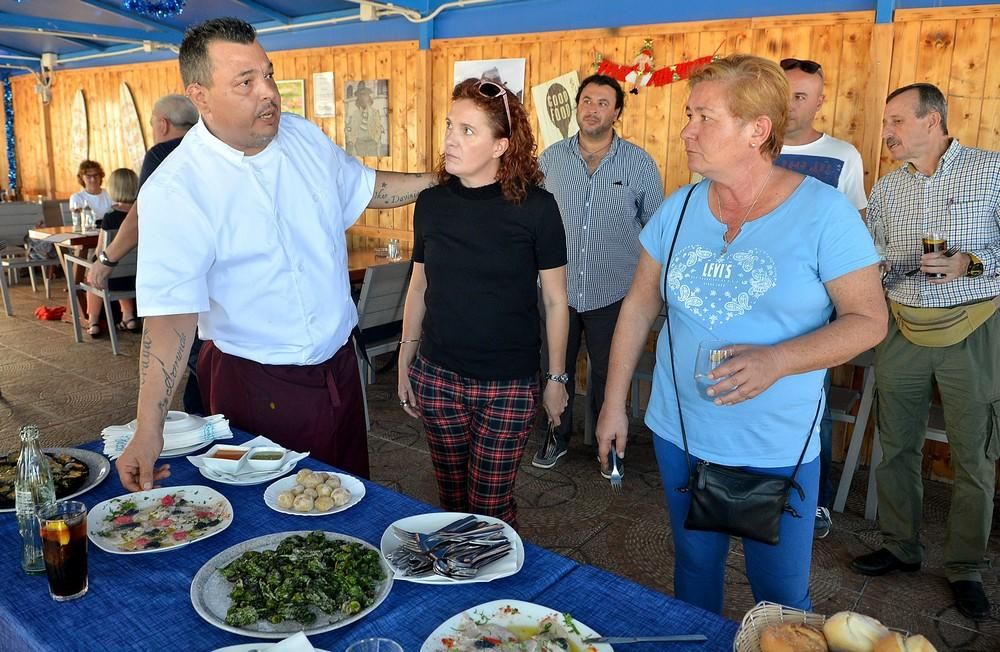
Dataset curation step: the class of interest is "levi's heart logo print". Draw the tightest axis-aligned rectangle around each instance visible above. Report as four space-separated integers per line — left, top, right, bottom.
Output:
667 245 777 327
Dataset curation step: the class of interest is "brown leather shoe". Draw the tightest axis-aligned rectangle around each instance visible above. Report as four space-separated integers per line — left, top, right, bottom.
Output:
850 548 920 576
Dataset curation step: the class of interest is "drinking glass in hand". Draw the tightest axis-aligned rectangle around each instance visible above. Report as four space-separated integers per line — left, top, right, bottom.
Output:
921 229 948 279
694 340 732 401
36 500 88 601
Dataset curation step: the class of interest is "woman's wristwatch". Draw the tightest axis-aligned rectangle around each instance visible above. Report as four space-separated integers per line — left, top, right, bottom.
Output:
544 372 569 384
98 251 118 267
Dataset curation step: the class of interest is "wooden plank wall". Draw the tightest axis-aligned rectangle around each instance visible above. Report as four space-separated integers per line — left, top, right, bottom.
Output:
7 5 1000 246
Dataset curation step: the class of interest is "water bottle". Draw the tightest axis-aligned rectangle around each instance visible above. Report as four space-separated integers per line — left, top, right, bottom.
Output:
82 205 95 231
15 425 56 574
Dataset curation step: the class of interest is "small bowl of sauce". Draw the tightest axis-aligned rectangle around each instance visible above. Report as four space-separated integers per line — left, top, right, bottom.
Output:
200 445 251 474
245 446 287 471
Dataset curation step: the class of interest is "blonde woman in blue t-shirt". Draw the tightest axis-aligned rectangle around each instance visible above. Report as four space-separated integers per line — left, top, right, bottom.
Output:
596 55 887 613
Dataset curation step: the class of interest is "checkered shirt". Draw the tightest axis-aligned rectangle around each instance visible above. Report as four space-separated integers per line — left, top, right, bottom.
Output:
540 132 664 312
868 139 1000 307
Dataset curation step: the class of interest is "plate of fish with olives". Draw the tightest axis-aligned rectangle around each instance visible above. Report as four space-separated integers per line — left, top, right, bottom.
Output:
0 447 110 512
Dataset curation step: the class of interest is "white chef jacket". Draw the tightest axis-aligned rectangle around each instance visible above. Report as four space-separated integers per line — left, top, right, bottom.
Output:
136 113 376 366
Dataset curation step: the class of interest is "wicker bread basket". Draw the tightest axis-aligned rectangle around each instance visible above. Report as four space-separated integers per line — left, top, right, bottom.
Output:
733 601 827 652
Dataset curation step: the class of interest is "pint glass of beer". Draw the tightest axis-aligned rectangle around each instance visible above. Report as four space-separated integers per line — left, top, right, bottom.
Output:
922 229 948 279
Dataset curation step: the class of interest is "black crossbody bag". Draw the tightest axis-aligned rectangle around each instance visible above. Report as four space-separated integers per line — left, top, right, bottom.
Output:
662 186 821 546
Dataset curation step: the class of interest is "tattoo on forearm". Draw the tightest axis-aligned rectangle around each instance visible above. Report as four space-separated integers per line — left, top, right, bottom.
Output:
139 333 153 389
141 329 189 426
372 180 421 206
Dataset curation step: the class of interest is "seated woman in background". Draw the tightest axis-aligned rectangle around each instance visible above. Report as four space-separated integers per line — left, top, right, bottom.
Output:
396 77 569 526
85 167 140 338
596 54 887 612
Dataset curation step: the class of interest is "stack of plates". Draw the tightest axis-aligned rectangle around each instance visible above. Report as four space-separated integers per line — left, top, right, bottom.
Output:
101 411 233 459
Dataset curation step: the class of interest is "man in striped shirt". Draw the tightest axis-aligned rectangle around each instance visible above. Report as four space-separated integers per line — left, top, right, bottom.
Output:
532 74 663 473
850 83 1000 620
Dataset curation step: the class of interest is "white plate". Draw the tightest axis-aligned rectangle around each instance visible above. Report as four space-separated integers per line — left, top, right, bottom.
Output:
379 512 524 584
191 530 393 639
160 441 212 458
213 645 329 652
87 485 233 554
421 600 613 652
199 458 299 486
263 472 365 516
0 447 110 513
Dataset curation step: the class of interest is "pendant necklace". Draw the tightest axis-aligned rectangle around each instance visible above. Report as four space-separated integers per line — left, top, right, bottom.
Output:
716 165 774 256
580 140 611 163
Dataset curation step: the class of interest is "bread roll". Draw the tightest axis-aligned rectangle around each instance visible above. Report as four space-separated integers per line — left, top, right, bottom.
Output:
823 612 891 652
760 622 828 652
873 633 937 652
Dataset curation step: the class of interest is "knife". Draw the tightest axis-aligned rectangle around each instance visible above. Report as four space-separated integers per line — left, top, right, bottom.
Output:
582 634 708 644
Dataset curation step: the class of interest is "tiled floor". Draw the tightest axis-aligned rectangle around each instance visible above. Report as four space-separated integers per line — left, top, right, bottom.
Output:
2 280 998 649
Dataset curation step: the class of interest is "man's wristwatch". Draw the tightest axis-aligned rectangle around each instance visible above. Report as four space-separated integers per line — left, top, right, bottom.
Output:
965 252 984 278
98 251 118 267
544 372 569 384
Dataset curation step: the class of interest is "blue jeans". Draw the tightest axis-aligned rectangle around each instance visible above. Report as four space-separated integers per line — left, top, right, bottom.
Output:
654 436 819 614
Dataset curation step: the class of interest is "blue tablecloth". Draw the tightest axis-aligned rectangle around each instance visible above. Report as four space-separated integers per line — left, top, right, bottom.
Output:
0 433 738 651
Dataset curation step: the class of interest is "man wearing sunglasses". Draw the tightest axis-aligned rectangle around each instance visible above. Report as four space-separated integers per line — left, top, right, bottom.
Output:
531 74 663 474
775 57 868 542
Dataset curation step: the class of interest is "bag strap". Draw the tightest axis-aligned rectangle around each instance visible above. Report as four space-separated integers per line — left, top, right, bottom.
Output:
659 184 821 490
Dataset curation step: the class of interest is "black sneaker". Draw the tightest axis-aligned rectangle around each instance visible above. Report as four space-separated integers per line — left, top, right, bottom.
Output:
531 436 568 469
600 452 624 480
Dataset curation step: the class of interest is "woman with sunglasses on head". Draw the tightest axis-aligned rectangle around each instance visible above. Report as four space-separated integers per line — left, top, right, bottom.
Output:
595 55 887 612
397 78 569 526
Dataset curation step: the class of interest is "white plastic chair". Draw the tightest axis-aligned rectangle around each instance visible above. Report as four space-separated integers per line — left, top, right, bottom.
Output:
354 260 411 430
831 350 877 513
63 229 137 355
0 203 57 316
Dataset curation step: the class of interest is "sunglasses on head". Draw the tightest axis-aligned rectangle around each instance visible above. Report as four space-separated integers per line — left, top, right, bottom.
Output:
780 58 823 77
474 80 512 137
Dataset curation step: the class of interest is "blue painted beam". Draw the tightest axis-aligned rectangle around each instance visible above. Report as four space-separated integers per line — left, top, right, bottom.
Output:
57 35 110 51
419 20 433 50
0 43 40 59
232 0 292 24
255 7 362 33
76 1 185 38
875 0 895 23
0 11 180 45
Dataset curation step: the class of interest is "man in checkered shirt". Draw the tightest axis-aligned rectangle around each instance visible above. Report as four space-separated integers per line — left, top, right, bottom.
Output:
850 83 1000 620
530 74 664 474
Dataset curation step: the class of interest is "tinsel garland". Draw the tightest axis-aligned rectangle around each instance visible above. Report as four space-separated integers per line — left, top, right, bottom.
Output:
2 76 15 196
122 0 187 19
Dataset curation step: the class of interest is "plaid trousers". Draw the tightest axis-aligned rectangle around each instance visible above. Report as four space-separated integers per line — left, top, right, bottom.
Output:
408 355 538 525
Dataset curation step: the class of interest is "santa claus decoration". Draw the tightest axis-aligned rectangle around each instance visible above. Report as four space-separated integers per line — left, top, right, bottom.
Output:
595 39 717 94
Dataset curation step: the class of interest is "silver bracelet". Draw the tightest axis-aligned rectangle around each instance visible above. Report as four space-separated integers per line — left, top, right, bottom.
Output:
399 338 421 344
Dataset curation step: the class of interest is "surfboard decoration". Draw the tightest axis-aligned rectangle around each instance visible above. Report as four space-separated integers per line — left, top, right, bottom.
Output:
70 89 88 167
120 82 147 174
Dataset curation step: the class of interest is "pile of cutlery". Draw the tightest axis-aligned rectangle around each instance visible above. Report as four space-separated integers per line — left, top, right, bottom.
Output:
385 515 511 579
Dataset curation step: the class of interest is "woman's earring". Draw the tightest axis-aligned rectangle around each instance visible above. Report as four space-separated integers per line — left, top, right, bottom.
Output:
750 142 758 148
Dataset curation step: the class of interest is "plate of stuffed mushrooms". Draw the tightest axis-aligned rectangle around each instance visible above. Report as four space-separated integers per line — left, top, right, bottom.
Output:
263 469 365 516
0 447 110 512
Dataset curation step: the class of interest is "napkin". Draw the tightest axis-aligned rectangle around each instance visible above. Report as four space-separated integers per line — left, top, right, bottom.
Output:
269 632 316 652
101 413 233 459
187 436 309 476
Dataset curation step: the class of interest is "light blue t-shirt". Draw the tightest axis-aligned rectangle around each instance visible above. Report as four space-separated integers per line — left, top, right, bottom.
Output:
640 176 879 467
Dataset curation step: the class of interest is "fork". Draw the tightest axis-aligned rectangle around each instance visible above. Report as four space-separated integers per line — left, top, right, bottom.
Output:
904 244 960 276
609 448 623 492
